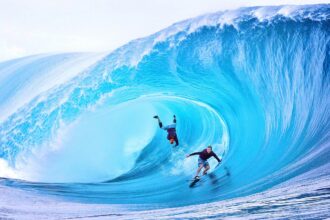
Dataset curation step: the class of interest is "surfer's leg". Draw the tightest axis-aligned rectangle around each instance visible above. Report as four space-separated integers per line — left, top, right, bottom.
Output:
195 158 205 178
203 165 210 175
153 116 163 128
195 164 203 178
157 118 163 128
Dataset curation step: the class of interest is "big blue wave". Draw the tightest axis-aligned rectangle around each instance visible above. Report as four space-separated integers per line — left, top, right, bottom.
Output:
0 4 329 214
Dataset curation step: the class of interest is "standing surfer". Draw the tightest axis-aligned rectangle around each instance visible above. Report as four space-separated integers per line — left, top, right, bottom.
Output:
186 146 221 180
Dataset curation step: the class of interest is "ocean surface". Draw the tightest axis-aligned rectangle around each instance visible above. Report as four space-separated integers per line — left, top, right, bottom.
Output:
0 4 329 219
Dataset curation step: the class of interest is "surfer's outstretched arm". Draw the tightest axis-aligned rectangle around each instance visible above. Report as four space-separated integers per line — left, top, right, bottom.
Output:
174 136 179 146
186 152 201 157
212 152 221 163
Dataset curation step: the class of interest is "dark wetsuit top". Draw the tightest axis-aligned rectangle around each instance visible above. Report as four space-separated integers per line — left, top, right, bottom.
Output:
189 149 221 162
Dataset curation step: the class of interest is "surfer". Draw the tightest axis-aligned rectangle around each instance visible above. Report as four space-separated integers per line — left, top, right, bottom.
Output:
186 146 221 180
153 115 179 146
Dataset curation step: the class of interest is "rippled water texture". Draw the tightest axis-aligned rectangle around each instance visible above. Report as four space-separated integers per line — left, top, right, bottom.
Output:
0 4 329 219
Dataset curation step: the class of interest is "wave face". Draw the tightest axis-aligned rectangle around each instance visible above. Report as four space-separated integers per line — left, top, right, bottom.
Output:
0 4 329 213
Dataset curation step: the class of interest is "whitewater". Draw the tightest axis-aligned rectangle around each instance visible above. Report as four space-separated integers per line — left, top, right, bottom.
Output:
0 4 329 219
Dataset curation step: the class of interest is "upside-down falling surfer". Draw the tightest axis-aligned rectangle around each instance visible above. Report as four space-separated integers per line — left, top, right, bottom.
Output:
186 146 221 180
154 115 179 146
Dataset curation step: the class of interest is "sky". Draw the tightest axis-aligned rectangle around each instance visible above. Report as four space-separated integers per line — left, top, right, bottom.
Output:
0 0 329 61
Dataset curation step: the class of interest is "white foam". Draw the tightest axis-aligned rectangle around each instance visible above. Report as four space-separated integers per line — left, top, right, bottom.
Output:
0 52 107 122
126 4 326 58
0 158 18 179
7 99 157 183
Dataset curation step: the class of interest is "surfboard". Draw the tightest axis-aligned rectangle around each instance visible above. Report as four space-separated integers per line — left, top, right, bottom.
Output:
188 165 229 188
189 177 201 187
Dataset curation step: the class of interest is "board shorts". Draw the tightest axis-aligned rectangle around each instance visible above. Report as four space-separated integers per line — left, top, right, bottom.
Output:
198 157 209 168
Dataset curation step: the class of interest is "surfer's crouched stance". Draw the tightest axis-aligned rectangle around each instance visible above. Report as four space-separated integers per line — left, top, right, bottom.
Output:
154 115 179 146
186 146 221 179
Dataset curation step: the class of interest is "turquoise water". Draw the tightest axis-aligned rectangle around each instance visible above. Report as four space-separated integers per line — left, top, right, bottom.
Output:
0 4 329 219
